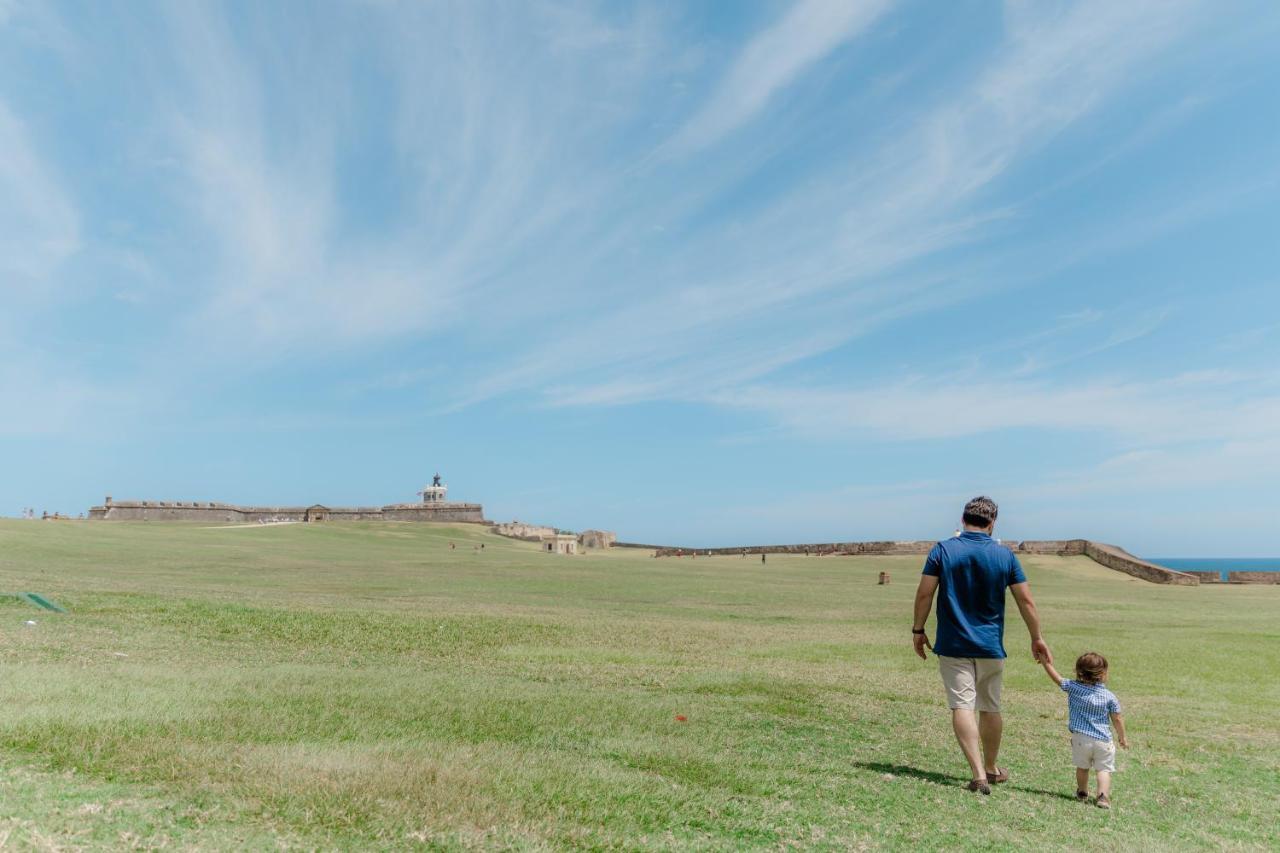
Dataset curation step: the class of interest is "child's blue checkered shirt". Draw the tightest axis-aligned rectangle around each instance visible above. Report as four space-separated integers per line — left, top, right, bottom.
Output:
1061 679 1121 741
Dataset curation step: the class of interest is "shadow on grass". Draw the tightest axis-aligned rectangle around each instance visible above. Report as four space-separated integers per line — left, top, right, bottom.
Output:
854 762 1078 803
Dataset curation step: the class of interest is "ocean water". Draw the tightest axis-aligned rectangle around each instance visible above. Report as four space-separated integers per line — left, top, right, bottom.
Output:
1148 557 1280 582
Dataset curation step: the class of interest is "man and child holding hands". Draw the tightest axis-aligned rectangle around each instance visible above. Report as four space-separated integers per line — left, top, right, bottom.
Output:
913 497 1128 808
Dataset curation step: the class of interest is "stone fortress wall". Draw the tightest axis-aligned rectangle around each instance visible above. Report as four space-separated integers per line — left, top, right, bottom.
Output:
491 522 617 552
88 497 485 524
380 503 486 523
1078 541 1194 585
491 521 559 541
1190 570 1280 585
577 530 617 549
651 538 1210 586
648 540 939 557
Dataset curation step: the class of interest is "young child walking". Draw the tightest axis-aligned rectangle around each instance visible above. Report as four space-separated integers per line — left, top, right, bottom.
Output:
1041 652 1128 809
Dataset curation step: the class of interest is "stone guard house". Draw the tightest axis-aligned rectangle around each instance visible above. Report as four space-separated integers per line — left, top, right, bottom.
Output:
544 534 579 555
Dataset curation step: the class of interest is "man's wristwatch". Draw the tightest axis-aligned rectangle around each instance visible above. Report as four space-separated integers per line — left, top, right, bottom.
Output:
911 628 926 635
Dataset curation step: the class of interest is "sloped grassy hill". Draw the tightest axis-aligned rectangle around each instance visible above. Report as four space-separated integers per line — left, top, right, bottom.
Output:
0 520 1275 849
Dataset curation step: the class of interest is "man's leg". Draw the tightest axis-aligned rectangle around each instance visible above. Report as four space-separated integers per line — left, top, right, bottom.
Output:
974 659 1006 778
938 657 984 782
951 709 985 781
979 711 1003 776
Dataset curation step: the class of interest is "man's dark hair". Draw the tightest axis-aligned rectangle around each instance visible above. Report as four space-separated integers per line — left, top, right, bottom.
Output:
962 496 998 528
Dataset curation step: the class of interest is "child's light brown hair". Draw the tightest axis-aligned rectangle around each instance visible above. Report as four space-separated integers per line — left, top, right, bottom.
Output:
1075 652 1109 684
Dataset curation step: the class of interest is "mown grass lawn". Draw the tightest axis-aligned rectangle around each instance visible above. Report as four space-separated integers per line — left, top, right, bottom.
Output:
0 519 1276 850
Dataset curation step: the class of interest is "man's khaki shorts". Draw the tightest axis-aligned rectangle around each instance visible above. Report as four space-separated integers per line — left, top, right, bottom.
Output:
937 655 1004 712
1071 733 1117 772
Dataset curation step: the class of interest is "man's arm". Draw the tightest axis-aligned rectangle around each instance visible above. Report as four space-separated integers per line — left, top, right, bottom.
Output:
1009 581 1052 664
1111 713 1128 748
912 575 939 660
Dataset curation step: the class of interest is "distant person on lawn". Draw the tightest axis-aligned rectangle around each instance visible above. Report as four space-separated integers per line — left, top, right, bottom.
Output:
912 496 1053 794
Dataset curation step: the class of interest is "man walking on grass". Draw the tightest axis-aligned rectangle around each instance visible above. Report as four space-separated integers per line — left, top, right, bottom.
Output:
912 496 1053 794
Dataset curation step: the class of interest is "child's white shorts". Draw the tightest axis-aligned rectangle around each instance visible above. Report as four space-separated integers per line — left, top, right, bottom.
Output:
1071 733 1116 772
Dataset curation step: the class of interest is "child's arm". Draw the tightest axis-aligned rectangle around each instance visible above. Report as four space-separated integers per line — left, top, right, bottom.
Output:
1111 713 1128 748
1040 658 1065 687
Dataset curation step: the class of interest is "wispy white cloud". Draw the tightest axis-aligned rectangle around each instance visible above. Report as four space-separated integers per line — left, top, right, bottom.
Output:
1009 307 1171 377
0 355 132 437
1022 435 1280 499
1220 320 1280 353
0 100 79 296
159 2 686 355
709 369 1280 444
459 0 1211 412
0 0 1244 438
989 433 1280 552
817 0 1209 235
24 0 1206 406
157 3 455 351
669 0 895 154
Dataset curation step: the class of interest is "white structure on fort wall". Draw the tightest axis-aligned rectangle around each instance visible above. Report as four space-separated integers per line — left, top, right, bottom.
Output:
418 473 449 503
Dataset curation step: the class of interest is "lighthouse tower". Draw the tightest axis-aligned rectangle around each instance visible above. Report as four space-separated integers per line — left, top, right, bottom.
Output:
418 472 448 504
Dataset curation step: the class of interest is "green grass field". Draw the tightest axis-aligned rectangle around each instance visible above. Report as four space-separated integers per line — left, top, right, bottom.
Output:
0 520 1276 850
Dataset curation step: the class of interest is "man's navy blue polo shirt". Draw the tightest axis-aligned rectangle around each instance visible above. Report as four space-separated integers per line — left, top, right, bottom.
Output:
922 531 1026 659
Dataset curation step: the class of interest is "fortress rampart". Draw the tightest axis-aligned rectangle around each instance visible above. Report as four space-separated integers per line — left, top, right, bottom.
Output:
651 540 941 557
1225 571 1280 584
491 523 617 552
578 530 617 549
1079 541 1196 585
88 499 485 524
491 521 558 541
650 539 1083 557
651 538 1201 585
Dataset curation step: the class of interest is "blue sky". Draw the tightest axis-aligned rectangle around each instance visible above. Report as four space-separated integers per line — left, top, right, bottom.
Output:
3 0 1279 555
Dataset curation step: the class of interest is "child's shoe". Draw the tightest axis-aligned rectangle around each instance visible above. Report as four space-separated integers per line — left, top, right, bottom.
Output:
1095 793 1111 809
1075 790 1089 802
